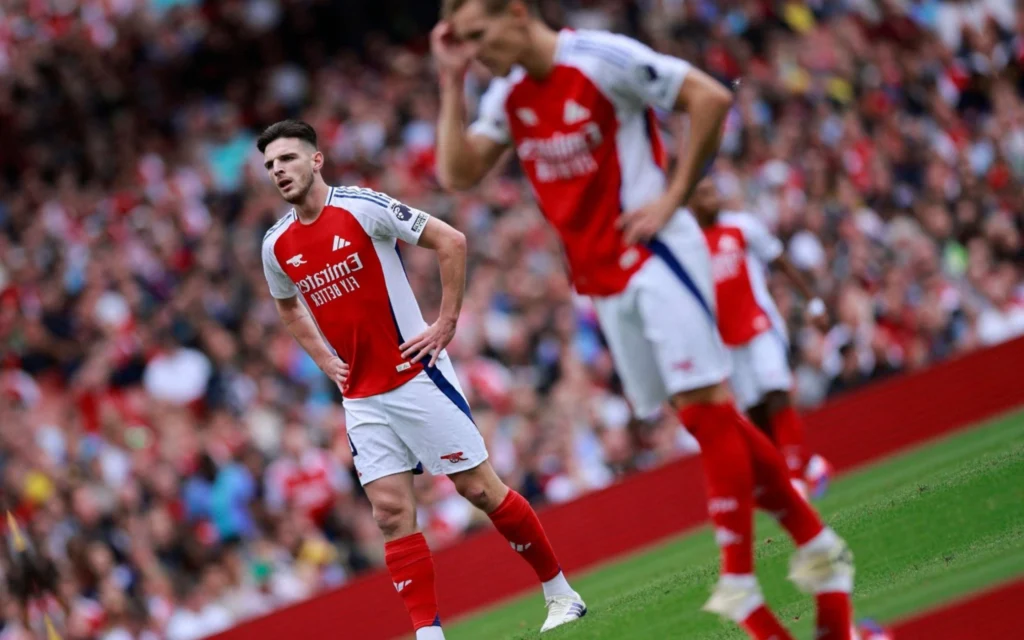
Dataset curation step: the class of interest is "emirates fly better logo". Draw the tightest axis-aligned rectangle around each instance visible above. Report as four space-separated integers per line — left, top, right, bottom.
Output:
296 252 365 307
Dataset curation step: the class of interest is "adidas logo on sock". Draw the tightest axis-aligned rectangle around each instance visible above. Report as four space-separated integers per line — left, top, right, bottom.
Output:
510 541 532 553
394 580 412 592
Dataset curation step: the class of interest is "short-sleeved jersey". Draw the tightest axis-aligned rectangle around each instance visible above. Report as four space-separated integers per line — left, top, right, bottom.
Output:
703 211 784 346
470 29 692 296
262 186 433 398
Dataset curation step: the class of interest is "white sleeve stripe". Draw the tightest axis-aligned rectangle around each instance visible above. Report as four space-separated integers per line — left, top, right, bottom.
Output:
335 193 391 211
334 186 390 208
572 40 630 69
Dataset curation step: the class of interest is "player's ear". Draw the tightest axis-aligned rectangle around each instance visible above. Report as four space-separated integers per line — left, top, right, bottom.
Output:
312 150 325 172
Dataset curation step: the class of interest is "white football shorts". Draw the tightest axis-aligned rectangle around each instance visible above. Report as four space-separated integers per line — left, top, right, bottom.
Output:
593 211 731 419
343 357 488 485
728 328 794 411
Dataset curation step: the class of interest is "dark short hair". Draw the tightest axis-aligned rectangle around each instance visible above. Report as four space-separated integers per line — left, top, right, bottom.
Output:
256 120 318 153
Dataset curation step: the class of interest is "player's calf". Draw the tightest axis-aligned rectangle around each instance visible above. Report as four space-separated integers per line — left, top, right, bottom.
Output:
450 462 585 632
366 473 443 638
385 532 444 640
673 384 756 577
732 417 856 639
763 391 810 482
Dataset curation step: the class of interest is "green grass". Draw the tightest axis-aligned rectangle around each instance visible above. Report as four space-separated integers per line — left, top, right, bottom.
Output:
447 411 1024 639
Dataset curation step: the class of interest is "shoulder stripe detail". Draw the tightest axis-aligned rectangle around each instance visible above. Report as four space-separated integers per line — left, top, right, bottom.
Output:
335 193 391 210
572 40 631 70
334 186 391 207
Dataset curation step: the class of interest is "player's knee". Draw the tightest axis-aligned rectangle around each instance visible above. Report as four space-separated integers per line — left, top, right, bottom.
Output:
371 494 415 538
451 466 507 512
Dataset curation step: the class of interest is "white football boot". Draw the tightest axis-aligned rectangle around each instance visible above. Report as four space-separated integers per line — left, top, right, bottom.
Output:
703 574 765 623
788 529 855 595
540 591 587 633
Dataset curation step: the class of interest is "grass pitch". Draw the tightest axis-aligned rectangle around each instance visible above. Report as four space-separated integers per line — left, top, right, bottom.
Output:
447 411 1024 639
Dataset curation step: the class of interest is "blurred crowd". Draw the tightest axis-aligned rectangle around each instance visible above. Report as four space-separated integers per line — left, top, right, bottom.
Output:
1 0 1022 638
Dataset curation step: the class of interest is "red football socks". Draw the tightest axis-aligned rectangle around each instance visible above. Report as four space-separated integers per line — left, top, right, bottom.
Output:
816 592 854 640
742 606 796 640
384 533 440 631
730 405 824 545
771 405 809 478
679 403 755 575
488 490 561 582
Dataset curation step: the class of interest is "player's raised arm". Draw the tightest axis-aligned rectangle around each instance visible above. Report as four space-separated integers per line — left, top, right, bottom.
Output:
399 215 468 366
261 235 349 389
670 69 734 207
342 191 470 367
432 21 511 191
605 33 733 244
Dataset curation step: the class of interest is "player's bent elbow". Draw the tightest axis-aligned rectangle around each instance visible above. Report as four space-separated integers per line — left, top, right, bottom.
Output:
694 85 732 119
448 228 468 255
706 82 734 114
274 295 299 314
680 72 734 117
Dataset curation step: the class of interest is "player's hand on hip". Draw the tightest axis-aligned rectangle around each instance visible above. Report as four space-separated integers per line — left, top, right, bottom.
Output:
618 195 677 246
400 315 457 368
321 356 349 390
431 21 473 81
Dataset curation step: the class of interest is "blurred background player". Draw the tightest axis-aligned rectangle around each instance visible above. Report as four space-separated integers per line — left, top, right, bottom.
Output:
691 178 834 499
257 120 584 638
432 1 855 638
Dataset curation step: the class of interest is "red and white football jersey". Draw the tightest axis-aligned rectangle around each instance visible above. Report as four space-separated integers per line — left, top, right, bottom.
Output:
703 211 785 346
262 186 432 398
471 29 692 296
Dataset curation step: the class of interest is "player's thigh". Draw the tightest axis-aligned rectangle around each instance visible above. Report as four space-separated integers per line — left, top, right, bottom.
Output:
747 330 793 395
593 292 667 419
636 250 730 397
344 396 420 486
383 368 489 478
728 343 763 411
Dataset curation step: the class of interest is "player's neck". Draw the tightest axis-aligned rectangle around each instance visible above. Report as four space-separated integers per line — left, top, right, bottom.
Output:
519 22 559 80
294 180 331 224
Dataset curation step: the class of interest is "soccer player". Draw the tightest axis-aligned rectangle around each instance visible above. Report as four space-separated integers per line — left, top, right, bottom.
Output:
691 178 834 499
258 120 585 638
432 2 855 639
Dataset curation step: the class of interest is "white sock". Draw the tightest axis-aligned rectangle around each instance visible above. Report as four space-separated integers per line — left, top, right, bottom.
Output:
416 625 446 640
719 573 759 589
800 526 839 552
542 571 574 599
